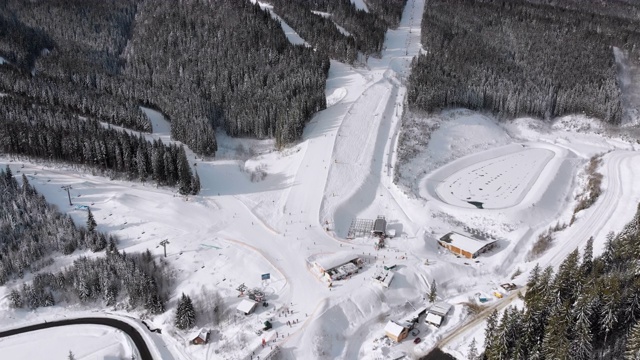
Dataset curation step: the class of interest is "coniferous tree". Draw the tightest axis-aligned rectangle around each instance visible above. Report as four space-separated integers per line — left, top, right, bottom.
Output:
177 146 193 196
542 304 571 360
626 321 640 360
467 337 478 360
552 249 581 306
571 295 594 360
8 289 22 308
175 293 196 330
485 310 498 353
581 237 594 277
86 208 97 233
191 170 201 195
486 309 511 360
428 279 437 303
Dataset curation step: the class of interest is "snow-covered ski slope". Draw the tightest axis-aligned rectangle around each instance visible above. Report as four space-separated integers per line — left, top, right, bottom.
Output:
3 0 640 358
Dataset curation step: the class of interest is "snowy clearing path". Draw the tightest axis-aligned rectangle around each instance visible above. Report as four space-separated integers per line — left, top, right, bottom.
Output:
544 150 640 266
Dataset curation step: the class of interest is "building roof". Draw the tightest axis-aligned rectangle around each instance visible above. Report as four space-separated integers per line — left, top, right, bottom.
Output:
384 321 406 337
373 217 386 233
315 252 359 271
381 271 394 287
402 307 428 324
425 313 443 326
438 232 496 255
429 302 453 316
195 329 209 340
237 299 257 313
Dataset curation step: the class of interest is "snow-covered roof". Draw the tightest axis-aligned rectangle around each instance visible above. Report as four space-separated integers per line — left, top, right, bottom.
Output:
429 302 452 316
438 232 496 255
373 217 386 233
388 351 406 360
425 313 443 326
402 307 428 323
236 299 257 314
384 321 406 337
315 252 359 271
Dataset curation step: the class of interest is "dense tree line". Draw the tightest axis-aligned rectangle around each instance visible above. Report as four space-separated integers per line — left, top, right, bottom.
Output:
1 168 170 312
122 0 329 150
0 166 111 285
9 247 169 314
0 0 150 132
365 0 408 29
482 203 640 359
268 0 406 62
408 0 640 124
0 97 198 194
0 0 330 154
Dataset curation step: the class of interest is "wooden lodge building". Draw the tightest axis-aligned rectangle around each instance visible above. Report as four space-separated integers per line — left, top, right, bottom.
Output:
437 232 496 259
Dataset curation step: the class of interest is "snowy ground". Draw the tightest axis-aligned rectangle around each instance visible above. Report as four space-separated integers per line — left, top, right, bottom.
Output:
3 0 640 358
0 324 139 360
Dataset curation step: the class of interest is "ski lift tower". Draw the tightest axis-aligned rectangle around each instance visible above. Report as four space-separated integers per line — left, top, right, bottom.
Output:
61 185 73 206
236 283 248 297
159 239 170 258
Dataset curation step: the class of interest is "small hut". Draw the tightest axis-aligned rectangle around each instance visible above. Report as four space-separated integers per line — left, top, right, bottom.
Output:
384 321 409 342
191 329 210 345
237 299 258 315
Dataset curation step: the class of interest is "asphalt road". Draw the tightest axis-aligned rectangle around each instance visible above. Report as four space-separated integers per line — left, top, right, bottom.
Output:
0 317 153 360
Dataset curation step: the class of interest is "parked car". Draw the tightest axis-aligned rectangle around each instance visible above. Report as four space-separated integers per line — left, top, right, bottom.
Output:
413 337 421 344
501 283 517 291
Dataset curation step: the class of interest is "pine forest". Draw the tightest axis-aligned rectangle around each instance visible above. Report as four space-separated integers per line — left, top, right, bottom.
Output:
408 0 640 124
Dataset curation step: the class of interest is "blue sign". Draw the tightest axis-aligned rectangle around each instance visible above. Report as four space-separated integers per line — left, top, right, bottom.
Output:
261 273 270 280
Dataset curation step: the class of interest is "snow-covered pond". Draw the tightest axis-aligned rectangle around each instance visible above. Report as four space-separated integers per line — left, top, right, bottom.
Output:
425 144 556 209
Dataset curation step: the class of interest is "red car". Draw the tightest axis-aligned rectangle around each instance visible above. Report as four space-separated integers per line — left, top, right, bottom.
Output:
414 337 421 344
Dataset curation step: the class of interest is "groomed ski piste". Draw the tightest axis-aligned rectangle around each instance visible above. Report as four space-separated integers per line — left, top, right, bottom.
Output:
2 0 640 359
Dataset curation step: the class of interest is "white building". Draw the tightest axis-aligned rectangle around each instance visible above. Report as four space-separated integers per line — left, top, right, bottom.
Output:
425 302 453 327
237 299 258 315
384 321 409 342
372 270 395 288
314 252 363 281
437 232 497 259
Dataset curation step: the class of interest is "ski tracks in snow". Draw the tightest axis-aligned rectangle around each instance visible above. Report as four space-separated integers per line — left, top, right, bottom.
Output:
545 151 640 267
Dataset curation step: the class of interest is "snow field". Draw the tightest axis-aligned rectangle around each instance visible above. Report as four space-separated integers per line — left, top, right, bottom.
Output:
0 324 138 360
3 0 640 358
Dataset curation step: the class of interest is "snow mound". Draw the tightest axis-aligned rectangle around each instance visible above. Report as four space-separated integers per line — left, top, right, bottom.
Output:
326 87 347 107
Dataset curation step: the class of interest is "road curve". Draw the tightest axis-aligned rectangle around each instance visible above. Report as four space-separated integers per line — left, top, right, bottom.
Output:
436 287 526 349
0 317 153 360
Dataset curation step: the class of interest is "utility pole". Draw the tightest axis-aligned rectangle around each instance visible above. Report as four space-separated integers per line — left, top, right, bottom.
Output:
61 185 72 206
159 239 170 258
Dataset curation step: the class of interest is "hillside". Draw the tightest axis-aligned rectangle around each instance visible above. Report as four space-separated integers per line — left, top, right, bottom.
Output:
408 0 640 124
0 0 329 155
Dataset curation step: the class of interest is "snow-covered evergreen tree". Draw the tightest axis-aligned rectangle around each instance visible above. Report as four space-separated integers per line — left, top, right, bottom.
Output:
626 321 640 360
177 146 192 195
191 170 201 195
8 289 22 308
467 337 478 360
175 293 196 330
86 208 97 233
428 279 437 303
484 310 498 353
